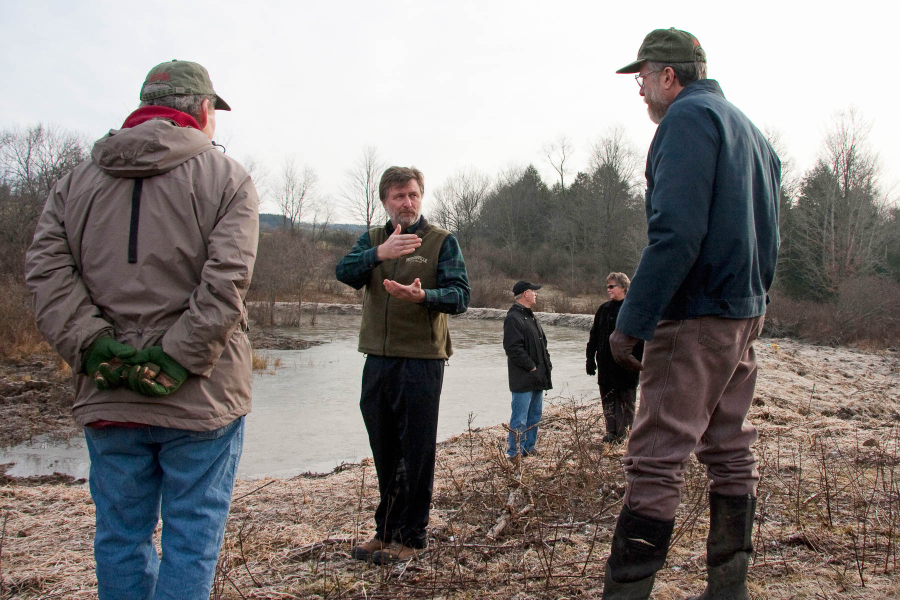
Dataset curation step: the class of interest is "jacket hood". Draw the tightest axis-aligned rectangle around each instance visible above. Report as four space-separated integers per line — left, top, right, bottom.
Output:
91 119 213 178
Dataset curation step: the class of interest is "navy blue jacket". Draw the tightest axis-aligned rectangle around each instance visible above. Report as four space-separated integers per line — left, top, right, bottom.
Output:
617 80 781 341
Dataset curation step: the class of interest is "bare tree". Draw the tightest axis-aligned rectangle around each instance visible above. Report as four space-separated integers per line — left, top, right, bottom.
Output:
308 194 336 243
788 107 890 298
432 167 491 249
587 124 641 191
0 124 87 279
241 155 270 210
252 228 331 326
543 134 574 191
341 145 385 230
572 126 645 274
275 157 317 232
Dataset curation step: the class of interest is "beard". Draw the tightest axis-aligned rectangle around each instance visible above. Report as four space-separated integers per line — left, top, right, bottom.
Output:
387 208 420 229
644 84 670 124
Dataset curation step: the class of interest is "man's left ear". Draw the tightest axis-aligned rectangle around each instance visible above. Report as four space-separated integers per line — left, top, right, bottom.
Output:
197 99 210 128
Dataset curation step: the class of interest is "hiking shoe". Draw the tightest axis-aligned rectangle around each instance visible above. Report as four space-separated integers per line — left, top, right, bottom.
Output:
351 537 386 561
371 542 421 564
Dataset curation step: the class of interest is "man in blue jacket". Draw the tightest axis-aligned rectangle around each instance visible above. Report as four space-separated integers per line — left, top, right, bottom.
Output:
601 29 781 600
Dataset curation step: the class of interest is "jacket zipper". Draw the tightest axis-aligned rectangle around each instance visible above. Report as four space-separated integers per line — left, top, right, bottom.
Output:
127 178 144 263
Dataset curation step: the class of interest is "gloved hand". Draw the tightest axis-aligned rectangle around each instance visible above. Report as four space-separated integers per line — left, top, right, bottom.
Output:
609 329 644 372
586 360 596 376
84 337 139 390
125 346 189 397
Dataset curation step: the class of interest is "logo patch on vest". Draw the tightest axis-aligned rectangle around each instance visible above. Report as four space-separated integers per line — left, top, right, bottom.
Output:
406 256 428 264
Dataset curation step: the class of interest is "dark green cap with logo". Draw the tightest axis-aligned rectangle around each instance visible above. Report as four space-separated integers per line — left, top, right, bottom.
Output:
140 60 231 111
616 28 706 74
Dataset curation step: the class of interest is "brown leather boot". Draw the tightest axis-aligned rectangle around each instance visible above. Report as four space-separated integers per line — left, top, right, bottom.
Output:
350 537 386 561
371 542 423 564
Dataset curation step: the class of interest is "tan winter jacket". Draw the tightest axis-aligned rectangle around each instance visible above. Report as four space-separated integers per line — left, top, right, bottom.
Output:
25 118 259 431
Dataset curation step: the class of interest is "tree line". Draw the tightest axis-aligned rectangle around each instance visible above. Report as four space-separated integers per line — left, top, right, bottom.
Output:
2 108 898 348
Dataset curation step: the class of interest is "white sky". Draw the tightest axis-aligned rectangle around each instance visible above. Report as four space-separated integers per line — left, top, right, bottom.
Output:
1 0 896 218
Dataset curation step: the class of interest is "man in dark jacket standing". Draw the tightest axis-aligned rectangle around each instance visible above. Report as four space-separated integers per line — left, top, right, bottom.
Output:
336 166 470 564
586 272 643 444
503 281 552 459
600 29 781 600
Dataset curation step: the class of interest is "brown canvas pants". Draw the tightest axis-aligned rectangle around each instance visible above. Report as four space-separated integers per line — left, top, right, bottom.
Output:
622 315 764 521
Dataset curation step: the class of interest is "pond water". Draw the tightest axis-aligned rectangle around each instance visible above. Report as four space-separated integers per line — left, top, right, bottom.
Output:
1 313 601 480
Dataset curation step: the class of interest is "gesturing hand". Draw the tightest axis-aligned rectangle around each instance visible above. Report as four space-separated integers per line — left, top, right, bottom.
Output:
383 277 426 303
376 224 422 261
609 329 644 372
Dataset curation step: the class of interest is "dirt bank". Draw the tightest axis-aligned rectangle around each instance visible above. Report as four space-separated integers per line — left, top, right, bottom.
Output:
0 354 78 448
1 335 898 598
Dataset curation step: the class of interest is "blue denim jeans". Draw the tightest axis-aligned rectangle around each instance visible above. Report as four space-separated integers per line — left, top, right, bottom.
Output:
84 417 244 600
507 390 543 456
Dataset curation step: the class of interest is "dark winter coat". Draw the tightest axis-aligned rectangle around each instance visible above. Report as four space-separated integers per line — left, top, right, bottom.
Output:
503 303 552 393
617 79 781 341
586 299 643 390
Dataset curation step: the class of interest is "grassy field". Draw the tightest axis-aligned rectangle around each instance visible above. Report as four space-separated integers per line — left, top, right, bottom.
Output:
2 337 899 598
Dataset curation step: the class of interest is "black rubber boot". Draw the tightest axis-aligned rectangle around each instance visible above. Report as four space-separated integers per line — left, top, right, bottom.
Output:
686 493 756 600
602 506 674 599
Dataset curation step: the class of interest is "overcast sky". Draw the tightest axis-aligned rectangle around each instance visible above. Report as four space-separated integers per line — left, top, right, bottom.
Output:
1 0 896 218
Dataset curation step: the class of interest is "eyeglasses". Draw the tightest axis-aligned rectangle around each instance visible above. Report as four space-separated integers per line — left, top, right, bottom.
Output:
634 70 661 89
607 284 620 290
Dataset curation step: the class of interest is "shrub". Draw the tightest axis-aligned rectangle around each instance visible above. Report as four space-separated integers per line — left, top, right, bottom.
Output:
0 278 48 359
766 276 900 348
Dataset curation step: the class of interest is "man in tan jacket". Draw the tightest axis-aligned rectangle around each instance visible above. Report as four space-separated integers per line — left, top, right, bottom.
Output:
25 60 258 600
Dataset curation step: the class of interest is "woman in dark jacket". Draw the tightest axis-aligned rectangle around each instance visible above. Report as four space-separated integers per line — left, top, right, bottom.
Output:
586 272 643 443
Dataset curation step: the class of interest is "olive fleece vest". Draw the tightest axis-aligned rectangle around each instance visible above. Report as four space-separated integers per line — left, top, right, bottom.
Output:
358 221 452 359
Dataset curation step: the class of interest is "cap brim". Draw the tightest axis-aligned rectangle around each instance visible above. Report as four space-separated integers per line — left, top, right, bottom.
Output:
532 285 542 290
214 95 231 111
615 59 644 74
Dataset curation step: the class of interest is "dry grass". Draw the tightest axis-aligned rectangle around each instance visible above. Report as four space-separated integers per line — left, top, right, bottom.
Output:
1 338 899 599
252 350 285 372
0 279 50 361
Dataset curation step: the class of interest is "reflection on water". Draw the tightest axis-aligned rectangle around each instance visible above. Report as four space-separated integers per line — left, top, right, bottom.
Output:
1 313 602 480
0 435 89 480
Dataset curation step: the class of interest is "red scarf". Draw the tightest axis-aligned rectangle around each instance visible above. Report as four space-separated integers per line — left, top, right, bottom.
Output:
121 106 201 130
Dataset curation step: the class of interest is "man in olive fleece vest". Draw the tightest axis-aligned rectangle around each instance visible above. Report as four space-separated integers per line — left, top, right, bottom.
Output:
335 166 470 564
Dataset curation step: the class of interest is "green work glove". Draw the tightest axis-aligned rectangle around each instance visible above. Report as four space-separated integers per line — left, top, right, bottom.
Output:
125 346 189 397
84 337 139 390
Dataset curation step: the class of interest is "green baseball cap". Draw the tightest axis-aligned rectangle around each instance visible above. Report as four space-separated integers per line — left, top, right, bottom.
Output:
616 28 706 74
140 60 231 111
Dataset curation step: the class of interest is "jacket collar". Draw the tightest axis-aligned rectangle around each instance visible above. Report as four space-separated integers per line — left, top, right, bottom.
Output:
512 302 534 316
672 79 724 106
121 106 202 131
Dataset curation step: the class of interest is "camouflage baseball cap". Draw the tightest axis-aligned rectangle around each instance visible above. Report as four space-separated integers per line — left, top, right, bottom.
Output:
140 60 231 111
616 28 706 74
